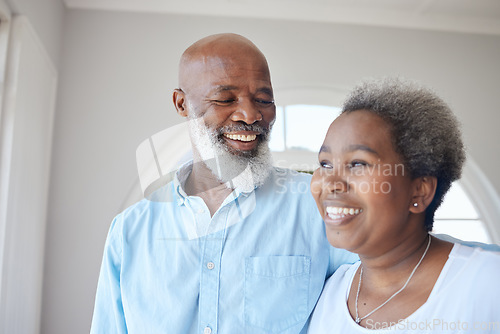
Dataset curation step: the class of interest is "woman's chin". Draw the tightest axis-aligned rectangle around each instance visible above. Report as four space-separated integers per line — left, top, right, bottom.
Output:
325 231 358 252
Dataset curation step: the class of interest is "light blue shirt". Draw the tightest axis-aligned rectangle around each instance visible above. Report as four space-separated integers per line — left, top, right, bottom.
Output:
90 165 358 334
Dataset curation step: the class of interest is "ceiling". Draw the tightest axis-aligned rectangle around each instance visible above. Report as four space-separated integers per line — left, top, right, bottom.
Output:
63 0 500 36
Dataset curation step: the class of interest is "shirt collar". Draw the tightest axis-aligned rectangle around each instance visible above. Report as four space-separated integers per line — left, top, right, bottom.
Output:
173 161 192 206
173 160 256 206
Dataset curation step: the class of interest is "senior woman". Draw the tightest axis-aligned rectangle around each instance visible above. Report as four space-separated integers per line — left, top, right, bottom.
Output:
308 78 500 333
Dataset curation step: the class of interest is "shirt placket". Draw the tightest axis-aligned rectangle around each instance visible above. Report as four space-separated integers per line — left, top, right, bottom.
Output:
198 205 229 334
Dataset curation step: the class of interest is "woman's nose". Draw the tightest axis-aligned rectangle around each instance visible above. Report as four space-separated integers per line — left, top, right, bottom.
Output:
322 166 350 194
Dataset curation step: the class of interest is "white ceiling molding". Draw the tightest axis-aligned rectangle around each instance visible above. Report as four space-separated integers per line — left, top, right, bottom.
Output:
63 0 500 36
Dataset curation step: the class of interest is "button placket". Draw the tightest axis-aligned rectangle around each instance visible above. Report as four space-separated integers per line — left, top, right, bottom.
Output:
191 200 210 238
198 214 227 334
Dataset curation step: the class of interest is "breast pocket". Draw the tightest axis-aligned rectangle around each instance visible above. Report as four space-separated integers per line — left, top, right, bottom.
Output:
244 256 311 333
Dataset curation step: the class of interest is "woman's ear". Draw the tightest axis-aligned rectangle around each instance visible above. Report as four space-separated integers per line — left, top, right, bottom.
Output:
173 89 188 117
409 176 437 214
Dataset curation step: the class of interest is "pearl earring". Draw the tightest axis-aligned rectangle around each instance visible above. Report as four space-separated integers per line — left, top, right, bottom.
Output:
413 203 418 207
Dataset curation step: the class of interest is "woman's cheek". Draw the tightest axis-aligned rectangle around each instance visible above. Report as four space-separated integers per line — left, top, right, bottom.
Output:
310 171 323 197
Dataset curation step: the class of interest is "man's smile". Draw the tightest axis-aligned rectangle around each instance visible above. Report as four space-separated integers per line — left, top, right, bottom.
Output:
221 130 262 153
223 133 258 142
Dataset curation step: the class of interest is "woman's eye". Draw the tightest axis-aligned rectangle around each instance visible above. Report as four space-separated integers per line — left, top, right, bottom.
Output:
320 161 333 169
347 160 367 168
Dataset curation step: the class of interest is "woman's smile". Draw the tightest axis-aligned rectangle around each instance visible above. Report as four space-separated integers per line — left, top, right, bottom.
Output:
324 204 363 226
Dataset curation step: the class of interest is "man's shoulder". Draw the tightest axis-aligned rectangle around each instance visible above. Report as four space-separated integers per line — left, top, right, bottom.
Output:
261 167 314 197
116 181 177 223
270 166 313 180
119 197 150 217
267 167 313 185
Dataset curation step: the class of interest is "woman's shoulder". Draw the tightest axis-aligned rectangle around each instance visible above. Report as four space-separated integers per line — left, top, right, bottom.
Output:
451 242 500 266
324 261 361 293
309 262 361 333
444 243 500 289
421 243 500 324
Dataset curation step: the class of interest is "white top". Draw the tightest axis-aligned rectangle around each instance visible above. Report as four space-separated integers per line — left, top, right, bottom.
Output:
308 244 500 333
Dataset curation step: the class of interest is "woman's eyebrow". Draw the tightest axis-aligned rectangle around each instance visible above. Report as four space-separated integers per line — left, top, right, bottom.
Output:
346 144 379 156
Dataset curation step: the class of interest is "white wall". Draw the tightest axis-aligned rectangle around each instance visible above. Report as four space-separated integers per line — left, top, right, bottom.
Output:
42 9 500 334
0 14 58 334
0 1 63 333
6 0 65 67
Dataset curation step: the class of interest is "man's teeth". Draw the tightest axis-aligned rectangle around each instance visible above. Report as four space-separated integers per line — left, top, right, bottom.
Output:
326 207 362 218
224 133 257 142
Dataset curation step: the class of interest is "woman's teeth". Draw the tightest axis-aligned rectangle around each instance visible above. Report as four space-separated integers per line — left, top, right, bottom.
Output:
223 133 257 142
326 207 362 219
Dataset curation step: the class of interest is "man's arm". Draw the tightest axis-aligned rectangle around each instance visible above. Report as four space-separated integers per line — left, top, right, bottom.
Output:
90 216 127 334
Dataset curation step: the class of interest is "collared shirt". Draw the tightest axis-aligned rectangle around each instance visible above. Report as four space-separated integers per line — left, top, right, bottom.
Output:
90 165 358 334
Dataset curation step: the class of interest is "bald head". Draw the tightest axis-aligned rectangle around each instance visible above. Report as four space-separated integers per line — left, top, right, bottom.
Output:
173 32 275 135
182 33 263 61
172 33 276 181
178 33 270 90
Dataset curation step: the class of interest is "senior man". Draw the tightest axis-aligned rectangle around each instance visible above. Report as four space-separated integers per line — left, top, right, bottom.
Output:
90 33 357 334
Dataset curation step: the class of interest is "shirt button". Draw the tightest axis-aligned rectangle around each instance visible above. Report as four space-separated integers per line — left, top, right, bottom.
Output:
204 327 212 334
206 262 215 270
197 208 205 214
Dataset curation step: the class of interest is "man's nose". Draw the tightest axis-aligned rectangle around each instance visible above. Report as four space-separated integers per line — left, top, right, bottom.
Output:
230 99 263 124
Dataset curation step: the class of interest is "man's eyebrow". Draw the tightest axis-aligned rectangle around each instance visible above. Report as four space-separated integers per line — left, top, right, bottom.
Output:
256 87 274 97
210 86 274 98
346 144 379 155
213 85 238 93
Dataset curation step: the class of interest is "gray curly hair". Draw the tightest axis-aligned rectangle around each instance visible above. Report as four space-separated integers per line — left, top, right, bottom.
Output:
342 77 466 231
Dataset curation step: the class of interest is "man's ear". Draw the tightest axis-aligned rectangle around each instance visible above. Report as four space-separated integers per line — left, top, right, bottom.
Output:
173 89 188 117
409 176 437 214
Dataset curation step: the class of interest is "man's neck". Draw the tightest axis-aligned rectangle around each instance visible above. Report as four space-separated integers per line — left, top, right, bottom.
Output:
184 161 233 217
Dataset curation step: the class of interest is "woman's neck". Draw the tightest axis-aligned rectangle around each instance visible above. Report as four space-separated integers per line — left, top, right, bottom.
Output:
358 232 431 287
349 235 453 328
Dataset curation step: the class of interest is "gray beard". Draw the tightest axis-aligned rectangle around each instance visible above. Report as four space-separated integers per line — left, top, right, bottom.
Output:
187 116 272 192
